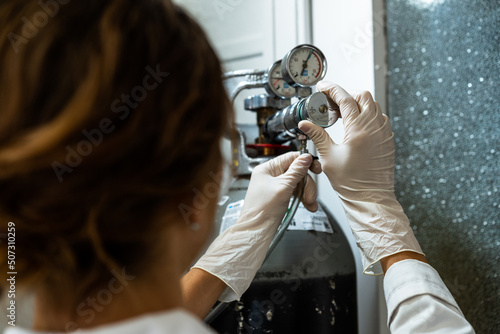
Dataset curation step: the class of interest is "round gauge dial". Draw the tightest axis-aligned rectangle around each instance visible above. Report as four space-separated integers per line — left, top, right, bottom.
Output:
301 92 339 128
282 45 327 87
265 60 296 98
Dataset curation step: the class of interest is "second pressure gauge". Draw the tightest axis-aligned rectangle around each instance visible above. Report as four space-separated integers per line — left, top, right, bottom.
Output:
265 60 296 99
281 44 327 87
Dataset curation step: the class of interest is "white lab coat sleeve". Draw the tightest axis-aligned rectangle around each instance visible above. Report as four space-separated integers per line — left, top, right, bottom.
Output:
383 259 475 334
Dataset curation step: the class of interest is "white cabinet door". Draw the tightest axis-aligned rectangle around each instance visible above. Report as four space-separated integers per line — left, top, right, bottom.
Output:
174 0 276 124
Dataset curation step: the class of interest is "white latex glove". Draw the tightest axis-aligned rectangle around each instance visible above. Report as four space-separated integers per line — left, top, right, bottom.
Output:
298 81 424 275
193 152 319 301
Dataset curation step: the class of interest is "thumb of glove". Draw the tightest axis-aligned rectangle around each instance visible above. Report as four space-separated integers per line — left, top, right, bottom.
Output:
279 153 312 185
298 120 336 157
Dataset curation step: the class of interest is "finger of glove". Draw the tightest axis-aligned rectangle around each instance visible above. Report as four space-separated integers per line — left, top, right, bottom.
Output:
349 90 364 119
353 90 374 112
317 81 360 128
302 174 318 212
354 91 385 129
309 159 322 174
278 154 313 188
298 120 335 158
374 102 386 127
262 151 300 177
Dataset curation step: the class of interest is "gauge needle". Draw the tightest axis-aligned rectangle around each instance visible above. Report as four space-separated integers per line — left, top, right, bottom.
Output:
301 50 313 76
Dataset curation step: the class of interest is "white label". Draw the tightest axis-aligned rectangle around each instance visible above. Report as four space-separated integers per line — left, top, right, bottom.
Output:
220 199 333 234
220 200 244 234
288 202 333 234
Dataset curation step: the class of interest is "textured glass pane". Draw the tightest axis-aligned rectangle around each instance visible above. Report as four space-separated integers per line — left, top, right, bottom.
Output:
386 0 499 332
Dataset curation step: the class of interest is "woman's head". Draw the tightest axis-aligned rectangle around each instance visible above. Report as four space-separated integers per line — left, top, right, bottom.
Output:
0 0 230 305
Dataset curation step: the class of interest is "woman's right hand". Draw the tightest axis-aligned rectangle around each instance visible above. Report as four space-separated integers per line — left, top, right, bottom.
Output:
299 81 424 275
298 81 396 202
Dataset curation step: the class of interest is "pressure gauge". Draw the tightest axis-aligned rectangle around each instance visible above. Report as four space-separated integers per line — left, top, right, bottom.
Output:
265 60 296 99
281 44 327 87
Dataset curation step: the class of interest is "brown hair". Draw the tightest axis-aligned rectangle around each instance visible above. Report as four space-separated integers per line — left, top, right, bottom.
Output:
0 0 231 304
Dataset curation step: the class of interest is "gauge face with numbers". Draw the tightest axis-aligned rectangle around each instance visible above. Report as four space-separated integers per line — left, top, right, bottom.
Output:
282 45 327 87
265 60 296 99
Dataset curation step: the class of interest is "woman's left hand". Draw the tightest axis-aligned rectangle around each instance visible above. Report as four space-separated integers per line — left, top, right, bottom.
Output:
244 151 320 220
193 152 320 302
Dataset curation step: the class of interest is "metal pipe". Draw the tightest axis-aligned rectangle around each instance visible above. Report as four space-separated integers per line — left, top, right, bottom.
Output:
222 69 266 80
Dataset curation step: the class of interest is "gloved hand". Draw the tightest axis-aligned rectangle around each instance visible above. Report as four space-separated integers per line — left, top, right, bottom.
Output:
298 81 423 275
193 152 319 301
